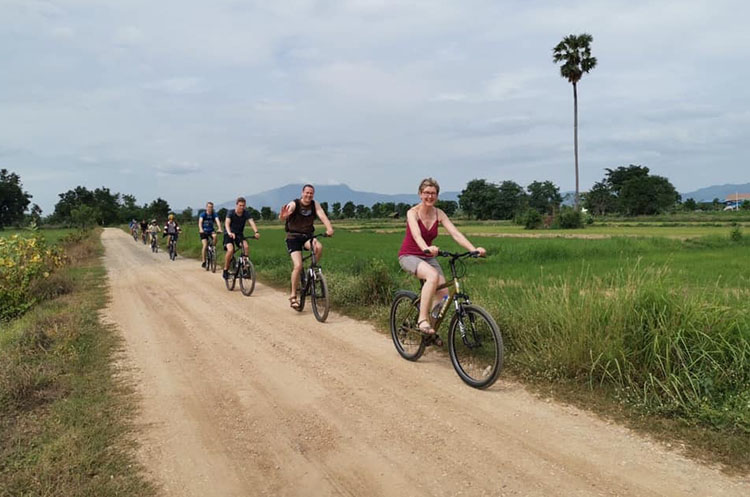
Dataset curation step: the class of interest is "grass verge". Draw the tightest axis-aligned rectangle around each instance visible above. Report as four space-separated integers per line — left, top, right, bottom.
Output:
0 229 154 496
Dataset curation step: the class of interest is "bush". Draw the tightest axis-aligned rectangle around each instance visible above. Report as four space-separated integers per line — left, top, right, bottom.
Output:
555 207 584 229
730 224 743 242
0 234 65 321
523 209 543 230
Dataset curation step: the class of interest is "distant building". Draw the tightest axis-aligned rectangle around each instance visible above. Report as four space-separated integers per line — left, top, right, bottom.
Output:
724 193 750 210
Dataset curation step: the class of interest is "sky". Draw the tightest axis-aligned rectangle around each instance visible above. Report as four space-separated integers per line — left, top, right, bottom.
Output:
2 0 749 213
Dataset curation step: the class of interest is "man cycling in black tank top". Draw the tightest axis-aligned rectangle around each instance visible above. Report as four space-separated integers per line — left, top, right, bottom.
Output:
223 197 260 280
279 184 334 310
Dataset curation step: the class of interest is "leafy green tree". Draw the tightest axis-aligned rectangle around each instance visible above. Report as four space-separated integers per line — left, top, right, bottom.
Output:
553 33 597 210
180 207 194 223
527 180 562 215
355 204 371 219
217 207 228 221
682 198 697 211
494 181 527 220
92 187 120 225
459 179 499 220
119 194 142 222
582 181 616 215
619 175 680 215
605 165 650 195
71 204 98 229
0 169 32 228
245 206 261 219
332 202 341 219
52 186 95 224
29 203 42 226
320 201 329 215
260 206 276 220
396 202 410 218
371 202 384 218
342 201 356 218
146 198 171 220
436 200 457 216
741 200 750 211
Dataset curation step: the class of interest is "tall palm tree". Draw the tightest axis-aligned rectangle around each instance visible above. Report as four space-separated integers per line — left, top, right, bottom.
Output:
553 33 597 211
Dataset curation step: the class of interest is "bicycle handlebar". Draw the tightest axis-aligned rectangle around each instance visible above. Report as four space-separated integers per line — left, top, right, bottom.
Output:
423 249 481 259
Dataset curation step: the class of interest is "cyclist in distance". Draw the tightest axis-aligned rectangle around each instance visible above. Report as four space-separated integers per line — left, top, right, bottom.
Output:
198 201 223 268
139 219 148 241
223 197 260 280
129 218 138 237
279 184 334 310
147 218 161 243
398 178 485 335
163 213 182 254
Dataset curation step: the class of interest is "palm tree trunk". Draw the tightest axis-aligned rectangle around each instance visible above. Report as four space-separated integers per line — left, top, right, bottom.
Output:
573 81 580 211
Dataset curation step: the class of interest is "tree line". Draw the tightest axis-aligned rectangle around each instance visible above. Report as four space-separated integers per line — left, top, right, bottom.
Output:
1 166 743 230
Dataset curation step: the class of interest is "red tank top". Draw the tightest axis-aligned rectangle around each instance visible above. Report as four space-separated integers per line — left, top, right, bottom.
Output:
398 217 439 257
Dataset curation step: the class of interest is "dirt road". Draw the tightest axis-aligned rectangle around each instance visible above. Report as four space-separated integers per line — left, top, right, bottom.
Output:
102 228 749 496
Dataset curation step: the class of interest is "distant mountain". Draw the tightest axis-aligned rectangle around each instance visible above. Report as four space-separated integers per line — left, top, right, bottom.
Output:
681 183 750 202
217 184 461 210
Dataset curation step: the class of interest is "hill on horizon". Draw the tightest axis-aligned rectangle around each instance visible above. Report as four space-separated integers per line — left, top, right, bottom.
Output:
217 184 461 211
681 183 750 202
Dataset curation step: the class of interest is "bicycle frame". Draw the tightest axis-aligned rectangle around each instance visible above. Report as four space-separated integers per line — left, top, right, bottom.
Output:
414 257 471 331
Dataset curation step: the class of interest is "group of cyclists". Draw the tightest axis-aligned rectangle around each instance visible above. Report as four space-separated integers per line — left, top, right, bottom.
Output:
128 179 485 327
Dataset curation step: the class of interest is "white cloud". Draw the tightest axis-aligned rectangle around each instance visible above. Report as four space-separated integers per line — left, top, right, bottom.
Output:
156 161 200 176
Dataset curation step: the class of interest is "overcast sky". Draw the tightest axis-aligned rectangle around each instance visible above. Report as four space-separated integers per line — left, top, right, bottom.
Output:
2 0 748 213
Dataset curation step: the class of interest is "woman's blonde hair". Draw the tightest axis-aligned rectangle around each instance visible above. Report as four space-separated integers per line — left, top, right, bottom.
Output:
418 178 440 195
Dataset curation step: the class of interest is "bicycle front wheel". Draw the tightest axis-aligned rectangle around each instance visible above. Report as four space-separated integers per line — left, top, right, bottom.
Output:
295 271 307 312
389 291 425 361
239 259 256 296
311 271 329 322
448 304 503 389
210 250 217 273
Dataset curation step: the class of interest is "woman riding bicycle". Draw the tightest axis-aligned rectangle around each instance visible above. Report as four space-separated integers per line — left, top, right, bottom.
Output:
398 178 486 336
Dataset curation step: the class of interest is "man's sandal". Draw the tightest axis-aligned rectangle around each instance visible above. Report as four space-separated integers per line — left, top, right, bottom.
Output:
289 296 300 310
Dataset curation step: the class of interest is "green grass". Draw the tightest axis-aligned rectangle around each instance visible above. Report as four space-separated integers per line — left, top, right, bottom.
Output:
0 230 153 496
131 221 750 470
0 227 75 245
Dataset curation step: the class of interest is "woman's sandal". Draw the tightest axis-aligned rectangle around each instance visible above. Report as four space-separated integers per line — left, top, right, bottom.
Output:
417 320 443 347
289 296 300 310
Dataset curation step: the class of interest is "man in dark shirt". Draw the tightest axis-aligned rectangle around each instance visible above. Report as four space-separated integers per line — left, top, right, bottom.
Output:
223 197 260 279
279 184 334 309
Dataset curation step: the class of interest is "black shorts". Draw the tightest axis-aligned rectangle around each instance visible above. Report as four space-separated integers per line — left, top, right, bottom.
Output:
200 232 216 240
286 235 311 254
223 233 246 251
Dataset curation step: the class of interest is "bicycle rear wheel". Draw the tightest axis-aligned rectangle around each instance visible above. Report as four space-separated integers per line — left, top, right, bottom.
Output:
389 291 425 361
239 259 256 296
311 270 329 322
210 249 217 273
225 258 237 291
448 304 503 389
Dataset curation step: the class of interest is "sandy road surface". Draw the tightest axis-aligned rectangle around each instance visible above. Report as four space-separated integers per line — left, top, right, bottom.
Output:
102 228 749 497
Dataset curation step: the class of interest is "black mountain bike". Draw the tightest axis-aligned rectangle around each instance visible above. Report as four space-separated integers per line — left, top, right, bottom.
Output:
167 234 178 261
205 237 217 273
150 232 159 253
294 233 330 322
389 251 503 389
141 229 147 245
225 237 256 296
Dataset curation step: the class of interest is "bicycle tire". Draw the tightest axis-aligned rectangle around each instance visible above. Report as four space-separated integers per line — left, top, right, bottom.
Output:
448 304 503 389
389 291 425 361
311 270 329 322
205 249 211 272
225 258 237 291
295 271 307 312
239 259 256 296
210 250 217 273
